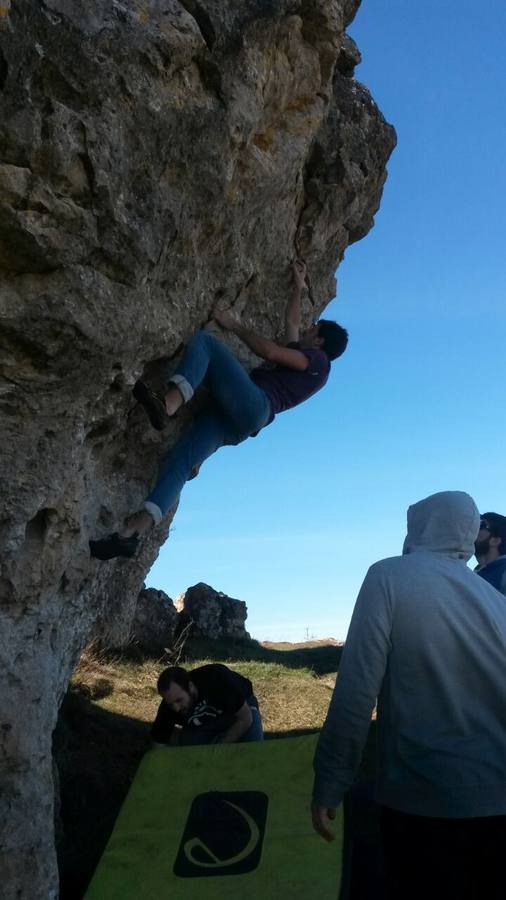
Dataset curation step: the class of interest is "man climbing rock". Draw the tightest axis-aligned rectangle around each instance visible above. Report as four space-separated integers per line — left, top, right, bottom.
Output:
90 260 348 560
151 663 263 746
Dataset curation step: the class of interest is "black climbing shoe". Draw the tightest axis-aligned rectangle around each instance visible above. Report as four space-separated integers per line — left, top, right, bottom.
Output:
132 381 168 431
89 532 139 561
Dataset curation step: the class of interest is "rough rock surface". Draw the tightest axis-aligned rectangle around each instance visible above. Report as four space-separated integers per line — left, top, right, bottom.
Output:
0 1 395 896
129 586 178 652
174 581 250 640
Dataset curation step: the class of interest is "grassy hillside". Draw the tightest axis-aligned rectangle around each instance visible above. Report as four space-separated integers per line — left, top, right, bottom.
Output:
55 637 379 899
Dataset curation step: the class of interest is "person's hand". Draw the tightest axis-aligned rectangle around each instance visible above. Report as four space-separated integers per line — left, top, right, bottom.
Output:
293 258 307 289
213 306 239 331
311 803 337 842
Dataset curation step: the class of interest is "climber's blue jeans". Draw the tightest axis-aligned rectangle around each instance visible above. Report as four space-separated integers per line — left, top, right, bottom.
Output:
144 331 271 522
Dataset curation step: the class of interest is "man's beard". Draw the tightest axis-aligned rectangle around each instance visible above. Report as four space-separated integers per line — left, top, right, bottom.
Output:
474 537 491 558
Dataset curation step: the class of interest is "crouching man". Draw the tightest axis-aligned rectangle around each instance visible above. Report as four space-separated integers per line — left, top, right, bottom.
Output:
152 663 263 746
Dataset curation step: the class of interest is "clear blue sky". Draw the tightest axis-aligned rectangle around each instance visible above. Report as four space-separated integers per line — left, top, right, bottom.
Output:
147 0 506 642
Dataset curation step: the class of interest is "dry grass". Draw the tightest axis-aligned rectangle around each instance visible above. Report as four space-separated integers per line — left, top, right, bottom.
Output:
70 637 343 735
71 645 163 722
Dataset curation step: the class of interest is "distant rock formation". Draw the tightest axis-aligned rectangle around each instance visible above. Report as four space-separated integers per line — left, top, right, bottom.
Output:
0 1 395 896
129 582 251 651
174 582 250 640
129 587 178 653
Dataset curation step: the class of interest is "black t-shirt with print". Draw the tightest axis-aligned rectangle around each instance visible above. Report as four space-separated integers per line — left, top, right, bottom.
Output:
151 664 255 744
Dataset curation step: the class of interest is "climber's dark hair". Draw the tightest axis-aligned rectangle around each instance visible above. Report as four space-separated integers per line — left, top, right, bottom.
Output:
157 666 190 695
317 320 349 360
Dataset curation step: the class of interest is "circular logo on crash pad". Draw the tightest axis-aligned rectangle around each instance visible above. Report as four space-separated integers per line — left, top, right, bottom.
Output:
173 791 268 878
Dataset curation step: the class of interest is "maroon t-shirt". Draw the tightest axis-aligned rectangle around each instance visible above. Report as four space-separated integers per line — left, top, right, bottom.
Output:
250 345 330 424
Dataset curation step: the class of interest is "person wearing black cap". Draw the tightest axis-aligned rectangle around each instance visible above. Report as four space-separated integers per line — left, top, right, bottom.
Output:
474 512 506 595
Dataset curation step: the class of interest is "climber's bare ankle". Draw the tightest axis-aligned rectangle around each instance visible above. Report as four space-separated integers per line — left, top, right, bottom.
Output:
163 385 184 416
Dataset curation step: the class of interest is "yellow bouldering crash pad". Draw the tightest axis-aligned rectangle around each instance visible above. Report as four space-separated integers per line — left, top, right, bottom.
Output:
85 734 343 899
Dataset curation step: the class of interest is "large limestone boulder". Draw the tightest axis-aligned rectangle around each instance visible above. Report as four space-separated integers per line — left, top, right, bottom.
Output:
0 2 395 896
174 582 250 640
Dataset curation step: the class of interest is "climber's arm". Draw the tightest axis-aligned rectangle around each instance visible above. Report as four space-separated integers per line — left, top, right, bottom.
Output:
213 309 309 371
283 259 307 344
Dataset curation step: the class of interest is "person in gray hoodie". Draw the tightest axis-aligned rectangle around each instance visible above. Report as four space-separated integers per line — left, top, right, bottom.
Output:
312 491 506 900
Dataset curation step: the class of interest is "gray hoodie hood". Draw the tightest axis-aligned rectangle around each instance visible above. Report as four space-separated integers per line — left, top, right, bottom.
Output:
403 490 479 561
